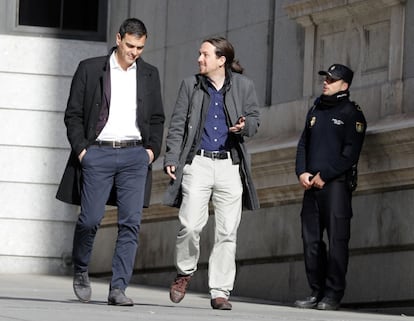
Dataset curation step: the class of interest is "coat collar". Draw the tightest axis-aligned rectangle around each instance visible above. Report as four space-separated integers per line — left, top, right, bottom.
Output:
196 69 233 93
104 46 143 71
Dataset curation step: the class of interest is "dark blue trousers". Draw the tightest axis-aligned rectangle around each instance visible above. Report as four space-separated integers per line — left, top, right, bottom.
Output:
72 145 148 290
300 178 352 301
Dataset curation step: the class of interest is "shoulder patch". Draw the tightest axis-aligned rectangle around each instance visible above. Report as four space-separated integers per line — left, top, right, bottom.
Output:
356 122 365 133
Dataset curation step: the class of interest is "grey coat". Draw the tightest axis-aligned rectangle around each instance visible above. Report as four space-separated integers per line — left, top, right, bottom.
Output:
163 72 260 210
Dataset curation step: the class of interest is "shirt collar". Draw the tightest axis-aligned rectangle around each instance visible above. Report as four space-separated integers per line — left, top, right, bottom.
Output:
110 51 137 71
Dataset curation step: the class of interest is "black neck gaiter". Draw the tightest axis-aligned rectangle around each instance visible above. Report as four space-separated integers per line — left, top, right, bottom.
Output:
319 90 350 108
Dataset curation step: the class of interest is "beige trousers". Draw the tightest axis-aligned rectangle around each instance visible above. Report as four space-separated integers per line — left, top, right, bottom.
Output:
175 154 243 299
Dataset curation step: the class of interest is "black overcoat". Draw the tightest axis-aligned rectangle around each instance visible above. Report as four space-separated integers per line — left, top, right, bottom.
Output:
56 52 165 207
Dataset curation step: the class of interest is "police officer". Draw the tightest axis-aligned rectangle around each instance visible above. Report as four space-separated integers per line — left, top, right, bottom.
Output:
294 64 366 310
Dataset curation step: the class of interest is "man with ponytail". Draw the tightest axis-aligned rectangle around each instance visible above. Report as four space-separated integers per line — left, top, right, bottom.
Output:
163 37 260 310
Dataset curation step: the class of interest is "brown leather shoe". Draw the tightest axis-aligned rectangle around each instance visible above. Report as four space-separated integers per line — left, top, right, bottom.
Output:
169 274 191 303
211 297 232 310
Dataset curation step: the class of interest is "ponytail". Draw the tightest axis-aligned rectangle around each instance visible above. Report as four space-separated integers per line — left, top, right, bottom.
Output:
230 59 244 74
203 36 244 74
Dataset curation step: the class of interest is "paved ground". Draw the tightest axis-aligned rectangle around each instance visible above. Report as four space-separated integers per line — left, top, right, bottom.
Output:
0 274 413 321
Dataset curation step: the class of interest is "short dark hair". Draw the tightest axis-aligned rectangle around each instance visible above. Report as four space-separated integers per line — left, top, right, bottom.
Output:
203 36 244 74
118 18 147 39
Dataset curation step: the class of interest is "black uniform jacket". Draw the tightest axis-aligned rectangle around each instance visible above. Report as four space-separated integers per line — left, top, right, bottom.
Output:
56 52 165 207
295 91 366 183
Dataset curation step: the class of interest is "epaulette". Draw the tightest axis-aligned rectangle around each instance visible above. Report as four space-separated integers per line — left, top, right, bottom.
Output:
310 97 320 112
351 101 363 112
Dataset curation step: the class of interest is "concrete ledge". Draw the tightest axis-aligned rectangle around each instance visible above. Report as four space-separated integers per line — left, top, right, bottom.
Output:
93 112 414 305
101 113 414 224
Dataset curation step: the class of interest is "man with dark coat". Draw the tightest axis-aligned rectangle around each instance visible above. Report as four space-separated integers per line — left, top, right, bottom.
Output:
163 37 260 310
295 64 366 310
56 18 164 306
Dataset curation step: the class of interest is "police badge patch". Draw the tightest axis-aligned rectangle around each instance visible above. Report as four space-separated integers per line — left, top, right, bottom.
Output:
356 121 364 133
310 116 316 128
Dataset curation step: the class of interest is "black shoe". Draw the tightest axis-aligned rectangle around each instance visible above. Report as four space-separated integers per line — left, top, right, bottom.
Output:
73 271 91 302
108 288 134 306
317 297 340 310
294 295 320 309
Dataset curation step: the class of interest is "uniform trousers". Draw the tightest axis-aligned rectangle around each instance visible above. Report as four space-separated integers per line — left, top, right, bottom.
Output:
300 178 352 301
175 154 243 299
72 145 148 290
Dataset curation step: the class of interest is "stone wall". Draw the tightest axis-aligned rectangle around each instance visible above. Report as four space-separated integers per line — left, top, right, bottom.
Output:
0 0 412 306
86 0 414 305
0 32 107 273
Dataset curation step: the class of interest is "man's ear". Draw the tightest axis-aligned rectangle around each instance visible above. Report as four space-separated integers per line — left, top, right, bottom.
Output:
219 55 226 68
116 33 121 46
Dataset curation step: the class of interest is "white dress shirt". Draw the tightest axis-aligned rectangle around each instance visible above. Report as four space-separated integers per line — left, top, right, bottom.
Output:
97 51 142 141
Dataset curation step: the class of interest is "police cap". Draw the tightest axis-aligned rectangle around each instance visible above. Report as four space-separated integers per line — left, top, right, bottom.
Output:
318 64 354 86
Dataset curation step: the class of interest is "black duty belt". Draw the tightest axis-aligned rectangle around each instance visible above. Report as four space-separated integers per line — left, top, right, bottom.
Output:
93 140 142 148
196 150 229 160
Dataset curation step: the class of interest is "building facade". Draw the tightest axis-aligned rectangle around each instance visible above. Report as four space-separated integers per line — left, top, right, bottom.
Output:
0 0 413 305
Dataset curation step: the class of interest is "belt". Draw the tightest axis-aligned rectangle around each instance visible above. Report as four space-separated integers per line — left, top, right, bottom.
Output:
196 150 229 160
93 140 142 148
